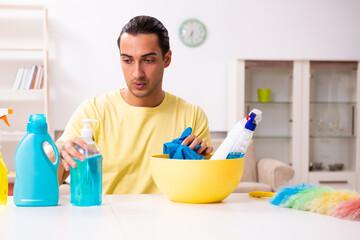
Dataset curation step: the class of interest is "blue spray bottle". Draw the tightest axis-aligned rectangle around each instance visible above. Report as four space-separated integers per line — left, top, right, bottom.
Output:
13 114 59 207
70 119 102 206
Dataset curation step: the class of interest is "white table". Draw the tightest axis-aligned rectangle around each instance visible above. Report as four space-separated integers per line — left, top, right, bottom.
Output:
0 194 359 240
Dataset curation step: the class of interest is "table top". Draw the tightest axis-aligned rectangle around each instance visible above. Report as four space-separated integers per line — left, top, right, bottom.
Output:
0 194 359 240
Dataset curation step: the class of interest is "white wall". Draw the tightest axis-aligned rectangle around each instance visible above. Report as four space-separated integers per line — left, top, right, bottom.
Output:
5 0 360 132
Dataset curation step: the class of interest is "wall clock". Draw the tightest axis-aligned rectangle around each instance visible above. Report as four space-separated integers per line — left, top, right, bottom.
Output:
179 19 206 47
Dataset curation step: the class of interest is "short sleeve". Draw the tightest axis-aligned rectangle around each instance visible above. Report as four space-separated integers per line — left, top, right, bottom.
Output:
57 99 99 142
192 105 212 147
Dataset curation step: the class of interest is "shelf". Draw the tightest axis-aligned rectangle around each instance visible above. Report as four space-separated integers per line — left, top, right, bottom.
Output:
310 61 358 70
245 60 293 69
0 47 44 52
0 89 44 101
0 131 26 142
310 136 356 139
310 101 356 105
309 170 355 173
0 49 46 60
245 101 292 104
7 172 15 183
0 5 45 11
253 136 292 139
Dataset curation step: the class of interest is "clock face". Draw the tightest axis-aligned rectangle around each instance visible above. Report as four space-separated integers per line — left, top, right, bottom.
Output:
179 19 206 47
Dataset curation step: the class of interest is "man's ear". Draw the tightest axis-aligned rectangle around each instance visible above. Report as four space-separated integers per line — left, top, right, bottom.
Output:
164 50 172 68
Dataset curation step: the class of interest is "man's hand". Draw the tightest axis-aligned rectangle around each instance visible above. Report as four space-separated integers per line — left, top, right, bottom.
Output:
58 137 88 171
181 134 213 156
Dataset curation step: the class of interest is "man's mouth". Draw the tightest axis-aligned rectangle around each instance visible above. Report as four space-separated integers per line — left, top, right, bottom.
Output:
134 82 146 90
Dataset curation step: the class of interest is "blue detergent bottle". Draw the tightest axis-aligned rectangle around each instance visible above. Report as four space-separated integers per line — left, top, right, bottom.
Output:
13 114 59 207
70 119 102 206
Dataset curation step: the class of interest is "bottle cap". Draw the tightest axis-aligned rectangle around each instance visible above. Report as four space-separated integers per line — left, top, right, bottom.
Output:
27 114 47 133
81 119 98 139
245 112 257 131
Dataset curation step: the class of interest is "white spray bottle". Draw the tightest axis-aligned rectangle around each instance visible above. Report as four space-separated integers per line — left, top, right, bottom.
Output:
210 109 262 160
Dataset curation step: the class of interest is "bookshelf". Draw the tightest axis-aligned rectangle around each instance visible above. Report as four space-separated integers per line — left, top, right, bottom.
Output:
0 5 49 177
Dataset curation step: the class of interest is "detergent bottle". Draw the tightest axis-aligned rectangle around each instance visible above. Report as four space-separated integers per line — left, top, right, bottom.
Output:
210 109 262 160
0 153 8 205
70 119 102 206
13 114 59 207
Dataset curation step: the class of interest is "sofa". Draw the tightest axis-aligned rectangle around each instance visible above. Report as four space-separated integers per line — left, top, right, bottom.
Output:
211 139 295 193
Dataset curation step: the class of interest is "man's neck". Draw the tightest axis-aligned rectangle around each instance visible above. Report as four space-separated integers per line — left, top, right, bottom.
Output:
120 89 165 107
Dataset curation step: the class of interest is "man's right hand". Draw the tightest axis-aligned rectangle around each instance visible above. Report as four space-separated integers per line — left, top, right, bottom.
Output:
57 137 88 171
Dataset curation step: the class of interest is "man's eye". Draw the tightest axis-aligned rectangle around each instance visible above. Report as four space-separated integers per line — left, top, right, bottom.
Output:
144 58 154 63
122 58 132 63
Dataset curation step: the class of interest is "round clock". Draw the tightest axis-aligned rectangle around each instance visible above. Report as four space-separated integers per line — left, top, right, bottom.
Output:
179 19 206 47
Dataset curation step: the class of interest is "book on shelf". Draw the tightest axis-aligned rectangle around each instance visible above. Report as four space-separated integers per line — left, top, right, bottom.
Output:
25 65 37 90
34 65 44 89
12 65 44 90
12 68 24 90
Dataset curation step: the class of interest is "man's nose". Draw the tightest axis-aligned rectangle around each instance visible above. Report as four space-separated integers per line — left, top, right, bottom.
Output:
133 62 145 79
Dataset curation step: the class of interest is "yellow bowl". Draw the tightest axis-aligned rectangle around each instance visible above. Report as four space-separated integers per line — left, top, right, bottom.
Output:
151 154 244 203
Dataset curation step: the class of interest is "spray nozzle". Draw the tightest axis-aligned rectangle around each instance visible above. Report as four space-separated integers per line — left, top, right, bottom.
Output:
247 109 262 124
0 109 13 127
81 119 98 139
245 112 257 131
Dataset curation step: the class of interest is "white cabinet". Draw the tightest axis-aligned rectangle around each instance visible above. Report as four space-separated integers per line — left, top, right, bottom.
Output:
0 5 49 176
301 61 360 190
228 59 359 190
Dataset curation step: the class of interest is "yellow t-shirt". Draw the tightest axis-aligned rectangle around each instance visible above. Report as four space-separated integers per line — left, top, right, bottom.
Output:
57 90 211 194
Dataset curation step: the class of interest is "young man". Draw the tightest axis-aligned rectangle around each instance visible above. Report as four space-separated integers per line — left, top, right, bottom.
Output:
56 16 213 194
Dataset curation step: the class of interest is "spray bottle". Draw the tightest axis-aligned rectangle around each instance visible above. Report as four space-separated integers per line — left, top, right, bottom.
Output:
0 108 12 205
210 109 262 160
0 153 8 205
70 119 102 206
0 108 13 127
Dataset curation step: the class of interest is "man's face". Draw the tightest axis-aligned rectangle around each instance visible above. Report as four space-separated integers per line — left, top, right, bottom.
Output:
119 33 171 98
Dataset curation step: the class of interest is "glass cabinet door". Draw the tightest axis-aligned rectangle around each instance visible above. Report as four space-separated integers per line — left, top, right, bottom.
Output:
244 60 294 166
309 61 357 171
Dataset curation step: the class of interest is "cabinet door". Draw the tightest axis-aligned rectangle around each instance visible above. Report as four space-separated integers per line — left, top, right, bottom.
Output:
228 60 302 182
305 61 359 190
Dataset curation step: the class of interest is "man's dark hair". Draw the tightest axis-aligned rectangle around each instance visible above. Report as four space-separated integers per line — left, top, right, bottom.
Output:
117 15 170 58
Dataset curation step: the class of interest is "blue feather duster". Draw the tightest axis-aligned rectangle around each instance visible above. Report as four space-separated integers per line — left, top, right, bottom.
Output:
270 184 315 206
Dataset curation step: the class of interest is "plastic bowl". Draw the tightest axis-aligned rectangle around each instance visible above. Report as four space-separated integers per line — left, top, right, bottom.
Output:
151 154 244 203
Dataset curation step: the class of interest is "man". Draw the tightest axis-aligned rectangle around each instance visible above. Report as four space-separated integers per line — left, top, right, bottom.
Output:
56 15 213 194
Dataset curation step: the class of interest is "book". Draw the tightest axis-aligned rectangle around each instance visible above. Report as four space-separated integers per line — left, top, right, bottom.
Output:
19 68 30 90
34 65 44 89
12 68 24 90
26 65 37 90
31 66 39 89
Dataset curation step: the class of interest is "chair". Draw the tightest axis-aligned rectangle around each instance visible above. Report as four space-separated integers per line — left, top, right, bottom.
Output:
211 139 294 193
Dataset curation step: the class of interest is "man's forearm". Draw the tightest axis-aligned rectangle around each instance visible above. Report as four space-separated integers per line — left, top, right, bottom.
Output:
46 141 69 185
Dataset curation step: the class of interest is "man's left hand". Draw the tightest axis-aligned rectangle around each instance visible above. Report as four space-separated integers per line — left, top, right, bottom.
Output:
181 135 213 156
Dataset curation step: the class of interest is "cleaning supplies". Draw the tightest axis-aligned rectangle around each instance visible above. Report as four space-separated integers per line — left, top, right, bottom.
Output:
13 114 59 207
0 108 13 127
250 184 360 221
71 119 102 206
210 109 262 160
163 127 205 160
0 153 8 205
